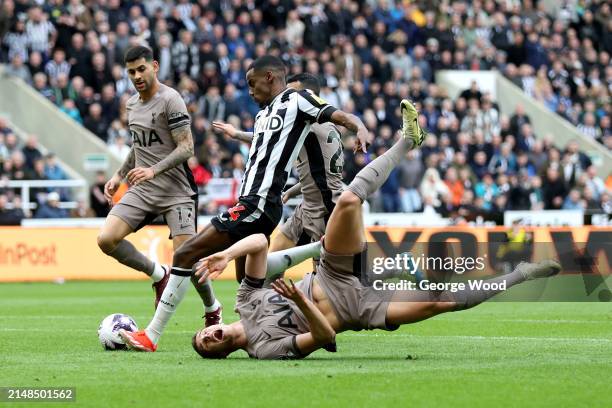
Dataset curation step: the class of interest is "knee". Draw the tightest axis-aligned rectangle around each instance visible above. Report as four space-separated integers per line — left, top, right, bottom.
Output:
336 191 362 211
97 232 118 255
172 240 194 267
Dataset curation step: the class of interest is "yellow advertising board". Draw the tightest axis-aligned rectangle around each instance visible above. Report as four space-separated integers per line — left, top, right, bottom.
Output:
0 226 610 282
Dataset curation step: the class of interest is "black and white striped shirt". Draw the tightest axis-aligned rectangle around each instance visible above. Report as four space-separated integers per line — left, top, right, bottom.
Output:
239 88 337 218
25 20 55 54
44 60 71 82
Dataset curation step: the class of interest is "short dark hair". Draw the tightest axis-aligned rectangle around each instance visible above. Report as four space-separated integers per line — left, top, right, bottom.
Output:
247 55 286 75
287 73 321 95
124 46 153 64
191 333 229 359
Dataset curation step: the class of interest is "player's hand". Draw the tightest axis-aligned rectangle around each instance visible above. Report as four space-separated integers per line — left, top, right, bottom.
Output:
127 167 155 186
212 121 237 138
354 126 370 153
282 192 290 204
103 175 121 204
271 278 305 303
195 252 230 283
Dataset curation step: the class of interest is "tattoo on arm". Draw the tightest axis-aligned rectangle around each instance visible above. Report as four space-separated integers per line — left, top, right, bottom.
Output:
331 111 361 133
116 148 135 179
151 125 195 176
235 131 254 143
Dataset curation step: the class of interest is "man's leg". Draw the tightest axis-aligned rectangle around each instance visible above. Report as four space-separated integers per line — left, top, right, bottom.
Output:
264 241 322 284
385 260 561 326
171 234 222 324
143 223 234 346
325 100 424 254
97 215 165 282
269 231 296 252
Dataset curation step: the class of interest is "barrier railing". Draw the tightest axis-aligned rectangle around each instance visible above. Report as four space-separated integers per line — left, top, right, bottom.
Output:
2 179 88 212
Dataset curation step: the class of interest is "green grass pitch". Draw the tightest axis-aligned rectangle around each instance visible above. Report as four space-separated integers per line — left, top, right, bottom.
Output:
1 280 611 408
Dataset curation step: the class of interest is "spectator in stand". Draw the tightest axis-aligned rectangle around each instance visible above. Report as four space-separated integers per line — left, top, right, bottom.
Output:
5 53 32 84
420 168 449 208
542 167 567 210
398 149 423 212
35 191 67 218
89 171 110 217
60 99 83 123
70 196 96 218
188 156 211 188
84 103 108 141
0 193 24 225
25 6 56 58
21 135 42 170
443 167 464 207
474 173 499 211
32 72 55 102
563 189 585 210
45 48 71 86
44 153 66 181
107 133 131 161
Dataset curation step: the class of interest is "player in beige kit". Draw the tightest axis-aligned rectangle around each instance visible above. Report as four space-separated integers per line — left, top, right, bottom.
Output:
97 46 204 310
189 100 561 359
213 73 344 254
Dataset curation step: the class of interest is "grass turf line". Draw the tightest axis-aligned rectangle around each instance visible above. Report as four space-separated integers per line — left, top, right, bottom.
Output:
1 281 611 408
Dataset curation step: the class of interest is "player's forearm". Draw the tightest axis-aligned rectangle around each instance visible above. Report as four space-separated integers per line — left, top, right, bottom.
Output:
234 131 254 143
115 148 135 179
150 144 193 176
151 126 194 176
295 296 336 344
284 182 302 199
224 234 268 263
330 110 366 134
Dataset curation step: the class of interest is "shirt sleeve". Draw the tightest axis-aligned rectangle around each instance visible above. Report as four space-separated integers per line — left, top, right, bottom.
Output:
255 336 302 360
165 92 191 131
296 89 338 124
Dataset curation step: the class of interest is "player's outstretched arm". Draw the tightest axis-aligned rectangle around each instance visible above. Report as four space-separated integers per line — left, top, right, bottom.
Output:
195 233 268 282
282 182 302 203
127 125 195 185
271 278 336 355
104 147 135 202
212 121 254 143
329 110 369 153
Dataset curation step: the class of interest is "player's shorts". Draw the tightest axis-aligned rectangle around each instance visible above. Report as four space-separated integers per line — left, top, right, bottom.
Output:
109 190 196 238
211 199 279 243
315 245 399 332
279 202 326 246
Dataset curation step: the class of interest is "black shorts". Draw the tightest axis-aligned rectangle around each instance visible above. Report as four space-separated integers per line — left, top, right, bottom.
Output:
211 199 280 243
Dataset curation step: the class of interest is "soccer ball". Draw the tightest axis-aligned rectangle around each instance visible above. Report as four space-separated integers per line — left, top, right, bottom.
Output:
98 313 138 350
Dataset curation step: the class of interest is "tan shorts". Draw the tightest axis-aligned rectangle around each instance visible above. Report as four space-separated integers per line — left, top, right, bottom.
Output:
315 246 397 332
279 203 326 245
109 190 196 238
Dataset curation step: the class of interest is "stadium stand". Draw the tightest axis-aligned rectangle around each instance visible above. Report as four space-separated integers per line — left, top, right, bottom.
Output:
0 0 610 224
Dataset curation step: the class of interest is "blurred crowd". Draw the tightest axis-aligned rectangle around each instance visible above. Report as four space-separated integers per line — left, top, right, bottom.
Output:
0 0 611 223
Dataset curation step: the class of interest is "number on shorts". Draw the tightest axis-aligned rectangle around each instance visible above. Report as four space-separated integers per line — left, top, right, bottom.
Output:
326 129 343 174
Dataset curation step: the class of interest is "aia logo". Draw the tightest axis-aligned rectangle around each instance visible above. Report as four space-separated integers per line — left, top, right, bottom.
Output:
131 129 164 147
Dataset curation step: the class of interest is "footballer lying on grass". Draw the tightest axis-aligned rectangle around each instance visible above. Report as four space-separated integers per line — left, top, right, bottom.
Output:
175 101 562 360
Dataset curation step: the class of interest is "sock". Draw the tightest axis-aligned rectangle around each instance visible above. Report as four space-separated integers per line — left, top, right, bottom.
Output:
108 240 155 276
348 137 414 202
145 269 190 344
449 268 526 311
150 263 166 283
205 299 221 313
264 241 322 285
190 272 219 309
